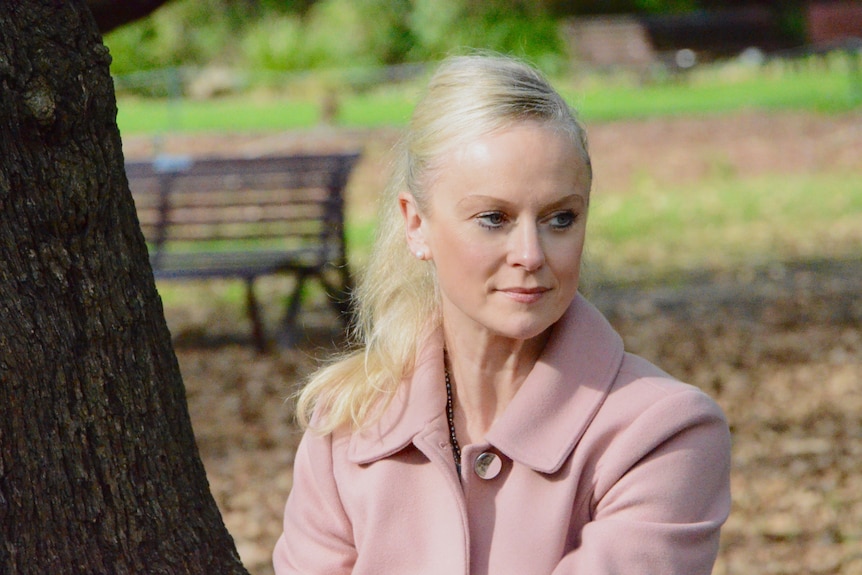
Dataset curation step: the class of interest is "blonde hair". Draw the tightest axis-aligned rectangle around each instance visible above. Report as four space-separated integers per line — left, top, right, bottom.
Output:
295 53 591 433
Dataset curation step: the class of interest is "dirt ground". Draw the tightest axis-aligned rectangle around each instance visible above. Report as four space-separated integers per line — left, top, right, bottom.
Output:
123 110 862 575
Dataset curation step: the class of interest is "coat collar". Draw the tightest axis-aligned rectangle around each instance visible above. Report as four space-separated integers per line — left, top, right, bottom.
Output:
347 331 447 464
348 294 625 473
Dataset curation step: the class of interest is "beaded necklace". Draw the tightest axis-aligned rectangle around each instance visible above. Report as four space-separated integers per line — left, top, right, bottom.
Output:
444 367 462 476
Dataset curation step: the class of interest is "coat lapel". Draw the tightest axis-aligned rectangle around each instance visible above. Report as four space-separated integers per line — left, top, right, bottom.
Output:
485 294 625 474
347 330 447 464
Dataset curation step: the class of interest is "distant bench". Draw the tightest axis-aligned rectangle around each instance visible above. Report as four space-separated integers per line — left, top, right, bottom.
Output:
125 152 361 349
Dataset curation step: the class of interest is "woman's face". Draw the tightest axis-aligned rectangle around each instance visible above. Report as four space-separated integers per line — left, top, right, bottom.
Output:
401 121 591 343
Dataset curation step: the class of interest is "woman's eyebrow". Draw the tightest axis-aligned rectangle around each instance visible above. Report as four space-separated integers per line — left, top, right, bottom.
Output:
456 193 587 211
543 194 588 211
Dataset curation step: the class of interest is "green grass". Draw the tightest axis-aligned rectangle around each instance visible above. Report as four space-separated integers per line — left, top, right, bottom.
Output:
566 54 862 120
115 56 861 134
335 89 418 127
584 171 862 282
116 96 321 134
344 219 377 268
571 68 857 121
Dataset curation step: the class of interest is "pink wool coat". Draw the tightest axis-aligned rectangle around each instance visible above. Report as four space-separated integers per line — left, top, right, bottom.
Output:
273 295 731 574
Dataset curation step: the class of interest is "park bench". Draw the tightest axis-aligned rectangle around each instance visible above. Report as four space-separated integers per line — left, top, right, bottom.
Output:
125 152 361 350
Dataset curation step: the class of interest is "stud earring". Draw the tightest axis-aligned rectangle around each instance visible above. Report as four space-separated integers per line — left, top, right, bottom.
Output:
416 250 425 260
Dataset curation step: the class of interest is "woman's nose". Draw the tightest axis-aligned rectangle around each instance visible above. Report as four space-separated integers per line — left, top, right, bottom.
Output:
507 223 545 271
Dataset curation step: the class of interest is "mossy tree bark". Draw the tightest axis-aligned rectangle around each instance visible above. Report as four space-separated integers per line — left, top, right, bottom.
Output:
0 3 249 573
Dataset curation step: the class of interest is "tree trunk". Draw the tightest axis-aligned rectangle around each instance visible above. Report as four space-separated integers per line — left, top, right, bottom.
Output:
0 3 249 574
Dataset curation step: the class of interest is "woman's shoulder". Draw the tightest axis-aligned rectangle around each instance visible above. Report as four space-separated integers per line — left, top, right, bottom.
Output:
616 352 721 407
580 352 730 489
597 351 728 436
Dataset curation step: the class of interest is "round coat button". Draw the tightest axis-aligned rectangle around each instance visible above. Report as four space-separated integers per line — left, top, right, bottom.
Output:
474 452 502 479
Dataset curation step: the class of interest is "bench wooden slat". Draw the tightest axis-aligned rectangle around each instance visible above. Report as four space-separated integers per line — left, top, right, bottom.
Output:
137 204 325 226
133 188 331 207
149 228 327 242
152 249 333 277
126 152 360 349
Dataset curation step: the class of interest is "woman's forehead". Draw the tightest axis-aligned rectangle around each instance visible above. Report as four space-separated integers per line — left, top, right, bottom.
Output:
427 120 583 166
423 124 591 204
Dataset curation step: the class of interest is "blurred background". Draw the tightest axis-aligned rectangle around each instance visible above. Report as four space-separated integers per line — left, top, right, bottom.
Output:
101 1 861 573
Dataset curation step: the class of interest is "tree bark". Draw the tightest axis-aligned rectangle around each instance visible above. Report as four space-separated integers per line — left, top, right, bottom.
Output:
0 3 249 574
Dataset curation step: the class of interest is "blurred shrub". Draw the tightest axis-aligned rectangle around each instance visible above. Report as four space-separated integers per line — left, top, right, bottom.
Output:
237 0 417 97
240 14 308 71
302 0 402 69
105 0 238 75
105 0 568 77
460 1 567 74
405 0 567 72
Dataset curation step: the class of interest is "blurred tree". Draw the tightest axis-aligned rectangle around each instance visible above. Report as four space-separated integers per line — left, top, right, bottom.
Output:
545 0 797 16
0 2 249 574
545 0 694 15
408 0 565 70
258 0 319 16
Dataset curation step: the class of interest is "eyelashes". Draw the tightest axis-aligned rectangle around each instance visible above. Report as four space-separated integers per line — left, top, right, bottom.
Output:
475 210 577 231
476 212 506 229
548 211 576 229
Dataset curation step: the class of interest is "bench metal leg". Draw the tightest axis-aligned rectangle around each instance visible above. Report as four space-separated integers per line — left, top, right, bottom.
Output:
279 272 310 348
245 278 268 352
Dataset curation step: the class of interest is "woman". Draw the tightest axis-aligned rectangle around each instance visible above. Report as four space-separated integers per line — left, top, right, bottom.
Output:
273 54 731 575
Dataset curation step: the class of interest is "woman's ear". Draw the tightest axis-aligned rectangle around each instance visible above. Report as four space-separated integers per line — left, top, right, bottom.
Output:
398 192 430 260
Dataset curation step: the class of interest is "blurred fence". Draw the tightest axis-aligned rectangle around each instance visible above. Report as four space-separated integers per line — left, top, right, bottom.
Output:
563 4 861 76
112 62 428 100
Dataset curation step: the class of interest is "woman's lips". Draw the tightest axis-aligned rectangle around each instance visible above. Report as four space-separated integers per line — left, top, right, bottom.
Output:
499 287 549 304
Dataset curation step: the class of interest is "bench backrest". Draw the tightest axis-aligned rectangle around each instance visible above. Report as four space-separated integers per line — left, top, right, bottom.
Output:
125 153 360 265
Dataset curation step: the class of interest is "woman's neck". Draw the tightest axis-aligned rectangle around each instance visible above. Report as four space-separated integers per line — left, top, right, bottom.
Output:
443 326 551 444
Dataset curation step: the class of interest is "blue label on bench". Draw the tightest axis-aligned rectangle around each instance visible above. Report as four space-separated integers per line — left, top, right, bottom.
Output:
153 154 193 173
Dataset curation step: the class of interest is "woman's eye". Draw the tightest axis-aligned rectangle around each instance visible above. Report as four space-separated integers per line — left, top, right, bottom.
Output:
477 212 506 229
548 211 576 229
